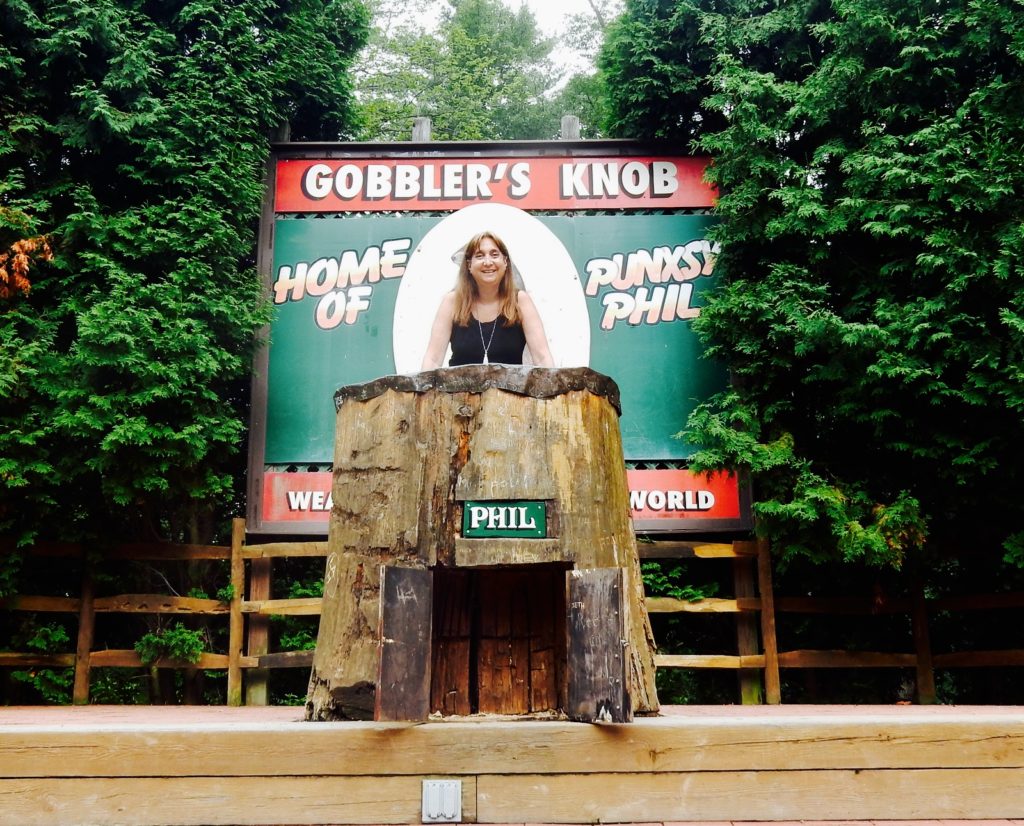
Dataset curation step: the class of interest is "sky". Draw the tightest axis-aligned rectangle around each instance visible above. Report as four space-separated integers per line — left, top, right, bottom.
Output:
500 0 599 37
498 0 622 73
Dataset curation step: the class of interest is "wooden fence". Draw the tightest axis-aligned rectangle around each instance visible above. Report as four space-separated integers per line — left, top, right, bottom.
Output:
2 519 1023 705
645 540 1024 704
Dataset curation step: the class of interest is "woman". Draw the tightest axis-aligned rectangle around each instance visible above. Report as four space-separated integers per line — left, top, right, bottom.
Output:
421 230 554 370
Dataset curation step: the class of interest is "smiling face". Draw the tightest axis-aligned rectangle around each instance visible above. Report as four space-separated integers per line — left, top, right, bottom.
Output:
467 235 508 292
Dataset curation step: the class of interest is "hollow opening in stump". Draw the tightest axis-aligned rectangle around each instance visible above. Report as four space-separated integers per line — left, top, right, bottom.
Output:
430 564 569 716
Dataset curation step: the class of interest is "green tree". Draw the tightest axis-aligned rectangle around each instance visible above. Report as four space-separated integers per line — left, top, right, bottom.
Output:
0 0 368 573
356 0 562 140
601 0 1024 567
598 0 726 141
550 0 623 137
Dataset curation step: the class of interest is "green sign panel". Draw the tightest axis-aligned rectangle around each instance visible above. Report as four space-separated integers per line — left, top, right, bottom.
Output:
463 501 547 539
264 212 724 463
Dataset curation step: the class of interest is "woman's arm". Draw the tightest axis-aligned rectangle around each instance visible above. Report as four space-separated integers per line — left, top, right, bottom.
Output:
518 291 554 367
421 292 457 370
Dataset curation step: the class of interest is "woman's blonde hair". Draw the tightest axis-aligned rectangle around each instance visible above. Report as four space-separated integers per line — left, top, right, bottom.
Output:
452 231 520 326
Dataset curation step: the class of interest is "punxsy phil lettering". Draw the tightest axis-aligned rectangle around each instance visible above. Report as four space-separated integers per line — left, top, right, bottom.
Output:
586 240 720 330
270 235 718 332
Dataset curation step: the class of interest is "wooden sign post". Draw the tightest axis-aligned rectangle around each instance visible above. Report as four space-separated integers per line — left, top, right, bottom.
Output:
305 366 658 722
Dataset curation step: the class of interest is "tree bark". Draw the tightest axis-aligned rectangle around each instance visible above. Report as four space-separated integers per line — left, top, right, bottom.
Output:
306 366 658 721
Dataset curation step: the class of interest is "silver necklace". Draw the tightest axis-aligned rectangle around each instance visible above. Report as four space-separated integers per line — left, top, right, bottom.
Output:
477 316 498 365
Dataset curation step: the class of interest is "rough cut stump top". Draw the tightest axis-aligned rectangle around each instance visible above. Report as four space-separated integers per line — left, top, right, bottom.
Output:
306 365 659 721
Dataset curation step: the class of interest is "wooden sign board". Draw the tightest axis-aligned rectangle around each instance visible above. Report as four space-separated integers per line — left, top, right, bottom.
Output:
462 501 547 539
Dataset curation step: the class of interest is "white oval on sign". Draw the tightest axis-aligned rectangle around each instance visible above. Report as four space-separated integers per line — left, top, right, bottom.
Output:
392 203 590 373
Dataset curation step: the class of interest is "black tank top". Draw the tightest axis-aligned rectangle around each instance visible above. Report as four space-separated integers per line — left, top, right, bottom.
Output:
449 314 527 365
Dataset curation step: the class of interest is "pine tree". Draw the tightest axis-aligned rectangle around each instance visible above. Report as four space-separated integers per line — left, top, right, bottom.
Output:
0 0 368 566
600 0 1024 566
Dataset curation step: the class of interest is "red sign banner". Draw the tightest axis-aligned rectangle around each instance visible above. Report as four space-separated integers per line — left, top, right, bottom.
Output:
625 469 741 522
275 156 716 213
262 468 742 529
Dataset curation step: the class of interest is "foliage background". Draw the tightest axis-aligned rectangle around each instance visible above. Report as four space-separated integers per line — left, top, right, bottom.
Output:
1 0 367 702
601 0 1024 569
1 0 368 556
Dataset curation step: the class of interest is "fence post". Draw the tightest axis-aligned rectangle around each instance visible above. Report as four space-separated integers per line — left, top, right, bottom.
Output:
246 558 272 705
412 117 431 142
560 115 581 140
733 554 763 704
227 517 245 706
72 564 95 704
757 538 781 704
911 571 937 704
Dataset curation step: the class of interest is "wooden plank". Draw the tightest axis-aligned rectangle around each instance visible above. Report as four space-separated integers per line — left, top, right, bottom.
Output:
775 595 912 614
227 518 245 706
0 652 75 667
764 591 1024 614
431 638 471 714
478 768 1024 822
241 541 329 559
0 775 477 826
637 541 746 559
245 557 272 705
734 556 763 704
778 649 918 668
453 538 567 567
645 596 760 613
656 654 766 669
7 708 1024 778
101 543 230 561
566 568 630 723
934 591 1024 611
72 570 95 704
934 649 1024 667
376 565 432 722
22 541 230 561
732 539 761 557
528 566 563 713
0 595 80 612
88 650 254 668
3 539 82 558
241 597 322 615
756 538 781 703
430 569 472 716
257 650 314 669
92 594 228 614
476 569 530 715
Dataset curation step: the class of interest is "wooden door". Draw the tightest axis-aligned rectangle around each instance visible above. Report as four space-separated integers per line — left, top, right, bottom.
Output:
375 565 433 721
566 568 632 723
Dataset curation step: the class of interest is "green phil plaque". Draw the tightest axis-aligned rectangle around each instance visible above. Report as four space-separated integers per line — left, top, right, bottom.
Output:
462 501 547 539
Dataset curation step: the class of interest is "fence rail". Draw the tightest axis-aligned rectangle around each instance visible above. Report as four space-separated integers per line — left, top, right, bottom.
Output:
2 520 1023 705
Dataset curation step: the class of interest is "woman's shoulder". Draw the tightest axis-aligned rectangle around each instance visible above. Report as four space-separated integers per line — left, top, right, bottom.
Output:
516 290 540 313
436 290 458 313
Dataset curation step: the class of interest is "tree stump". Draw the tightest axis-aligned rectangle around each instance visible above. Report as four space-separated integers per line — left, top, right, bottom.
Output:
305 365 659 722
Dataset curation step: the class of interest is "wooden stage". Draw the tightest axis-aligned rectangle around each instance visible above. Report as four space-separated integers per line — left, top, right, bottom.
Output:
2 704 1024 825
